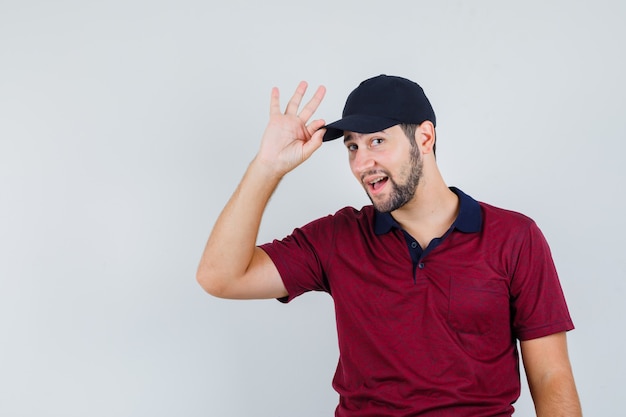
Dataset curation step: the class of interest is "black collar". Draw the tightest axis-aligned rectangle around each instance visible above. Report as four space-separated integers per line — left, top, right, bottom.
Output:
373 187 482 235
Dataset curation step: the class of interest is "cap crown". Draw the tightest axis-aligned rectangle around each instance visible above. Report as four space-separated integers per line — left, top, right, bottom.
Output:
344 75 435 124
323 75 436 141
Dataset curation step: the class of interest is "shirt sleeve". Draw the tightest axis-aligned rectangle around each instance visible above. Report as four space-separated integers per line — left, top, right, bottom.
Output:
509 220 574 340
259 215 334 303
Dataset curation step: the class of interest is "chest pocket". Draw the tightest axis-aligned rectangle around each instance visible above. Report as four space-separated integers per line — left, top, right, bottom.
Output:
447 276 510 335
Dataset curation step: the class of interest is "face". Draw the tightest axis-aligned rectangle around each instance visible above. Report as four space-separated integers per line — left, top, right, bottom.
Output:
344 125 423 213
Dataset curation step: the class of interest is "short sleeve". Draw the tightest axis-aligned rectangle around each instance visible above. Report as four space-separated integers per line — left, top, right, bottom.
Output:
259 215 334 303
509 221 574 340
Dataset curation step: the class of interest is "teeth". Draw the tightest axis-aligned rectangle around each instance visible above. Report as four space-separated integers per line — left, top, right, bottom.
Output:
370 177 386 185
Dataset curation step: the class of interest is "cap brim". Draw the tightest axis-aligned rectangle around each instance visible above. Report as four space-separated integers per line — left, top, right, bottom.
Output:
322 115 400 142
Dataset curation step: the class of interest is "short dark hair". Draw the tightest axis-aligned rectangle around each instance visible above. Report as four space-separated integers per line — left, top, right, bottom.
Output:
400 123 437 157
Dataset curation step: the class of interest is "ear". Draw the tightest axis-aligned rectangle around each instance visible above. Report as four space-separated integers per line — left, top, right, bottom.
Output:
416 121 436 155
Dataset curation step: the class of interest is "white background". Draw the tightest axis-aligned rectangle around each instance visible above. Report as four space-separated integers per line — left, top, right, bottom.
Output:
1 1 624 416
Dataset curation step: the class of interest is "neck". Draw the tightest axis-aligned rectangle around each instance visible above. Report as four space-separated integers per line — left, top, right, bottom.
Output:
391 167 459 242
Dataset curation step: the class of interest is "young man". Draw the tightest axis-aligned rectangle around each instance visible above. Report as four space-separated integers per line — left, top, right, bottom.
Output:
197 75 582 416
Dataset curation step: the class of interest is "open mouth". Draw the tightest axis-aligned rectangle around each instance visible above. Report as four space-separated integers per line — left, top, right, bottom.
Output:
368 176 389 193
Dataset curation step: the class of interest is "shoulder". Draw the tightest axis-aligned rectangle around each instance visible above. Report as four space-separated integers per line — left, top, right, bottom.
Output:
304 205 375 224
284 206 374 243
263 206 376 260
453 187 537 233
333 205 375 220
477 201 551 252
479 201 536 229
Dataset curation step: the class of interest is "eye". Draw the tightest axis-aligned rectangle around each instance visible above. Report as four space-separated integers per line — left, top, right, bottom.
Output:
346 143 358 152
371 138 384 147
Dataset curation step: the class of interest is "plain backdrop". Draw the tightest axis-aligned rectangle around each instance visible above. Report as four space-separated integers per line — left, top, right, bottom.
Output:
1 1 624 416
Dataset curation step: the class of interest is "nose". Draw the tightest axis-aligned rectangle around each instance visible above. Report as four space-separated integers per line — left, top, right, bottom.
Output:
351 148 375 176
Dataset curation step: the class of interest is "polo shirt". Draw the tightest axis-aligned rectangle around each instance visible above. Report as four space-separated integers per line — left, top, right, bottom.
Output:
260 187 574 417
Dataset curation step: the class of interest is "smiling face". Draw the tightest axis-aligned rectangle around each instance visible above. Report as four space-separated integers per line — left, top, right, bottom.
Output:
344 125 423 213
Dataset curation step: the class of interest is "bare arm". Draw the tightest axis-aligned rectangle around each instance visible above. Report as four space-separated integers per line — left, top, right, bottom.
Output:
196 81 326 299
521 332 582 417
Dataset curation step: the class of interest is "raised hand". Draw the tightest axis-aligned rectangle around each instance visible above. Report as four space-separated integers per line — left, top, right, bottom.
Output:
256 81 326 177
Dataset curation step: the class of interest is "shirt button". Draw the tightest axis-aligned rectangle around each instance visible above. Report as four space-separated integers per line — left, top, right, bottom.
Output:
411 241 418 248
418 262 425 269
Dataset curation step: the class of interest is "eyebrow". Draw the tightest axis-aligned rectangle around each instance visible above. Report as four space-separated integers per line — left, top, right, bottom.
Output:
343 129 389 144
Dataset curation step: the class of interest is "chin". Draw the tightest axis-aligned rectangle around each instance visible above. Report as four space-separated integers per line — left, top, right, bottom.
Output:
371 199 395 213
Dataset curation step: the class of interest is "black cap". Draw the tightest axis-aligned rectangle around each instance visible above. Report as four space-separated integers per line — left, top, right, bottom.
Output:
322 75 436 141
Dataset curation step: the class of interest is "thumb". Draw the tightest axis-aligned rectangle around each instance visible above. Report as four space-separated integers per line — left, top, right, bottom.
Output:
301 126 325 159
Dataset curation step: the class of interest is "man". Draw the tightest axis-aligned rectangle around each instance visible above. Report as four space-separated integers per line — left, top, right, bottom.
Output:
197 75 582 416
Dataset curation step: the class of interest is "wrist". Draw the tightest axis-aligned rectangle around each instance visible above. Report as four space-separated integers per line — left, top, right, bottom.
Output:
249 155 286 183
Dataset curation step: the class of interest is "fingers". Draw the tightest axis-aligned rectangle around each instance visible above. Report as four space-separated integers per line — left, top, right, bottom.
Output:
273 81 326 121
302 124 325 159
269 87 281 115
284 81 308 115
298 85 326 122
306 119 326 137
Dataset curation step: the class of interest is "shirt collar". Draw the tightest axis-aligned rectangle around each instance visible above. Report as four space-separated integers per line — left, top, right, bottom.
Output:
373 187 482 235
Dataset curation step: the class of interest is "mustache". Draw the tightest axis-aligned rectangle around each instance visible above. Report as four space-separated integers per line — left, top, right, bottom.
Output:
360 169 390 183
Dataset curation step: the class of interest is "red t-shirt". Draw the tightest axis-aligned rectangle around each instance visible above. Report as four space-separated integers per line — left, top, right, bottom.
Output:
260 188 574 417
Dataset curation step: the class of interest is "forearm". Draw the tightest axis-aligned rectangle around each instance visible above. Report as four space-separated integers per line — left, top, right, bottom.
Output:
196 157 282 295
521 333 582 417
530 369 582 417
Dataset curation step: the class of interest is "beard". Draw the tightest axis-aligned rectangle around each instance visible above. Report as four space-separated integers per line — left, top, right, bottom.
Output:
367 145 423 213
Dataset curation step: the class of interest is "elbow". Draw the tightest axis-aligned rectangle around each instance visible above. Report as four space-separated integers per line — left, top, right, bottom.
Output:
196 265 229 298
